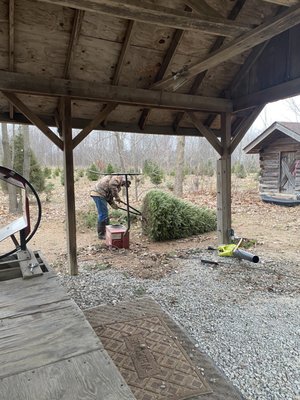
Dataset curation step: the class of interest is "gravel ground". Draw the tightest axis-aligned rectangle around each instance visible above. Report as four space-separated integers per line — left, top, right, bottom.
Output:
59 252 300 400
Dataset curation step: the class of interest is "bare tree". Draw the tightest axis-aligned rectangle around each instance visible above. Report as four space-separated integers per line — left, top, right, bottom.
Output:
114 132 126 171
174 135 185 197
22 125 31 180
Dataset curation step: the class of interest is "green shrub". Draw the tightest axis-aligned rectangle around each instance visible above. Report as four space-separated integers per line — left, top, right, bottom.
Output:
12 133 45 192
43 167 52 179
87 163 99 181
60 173 64 186
53 167 61 177
143 160 164 185
166 181 174 191
234 162 247 178
142 190 216 241
76 169 85 179
106 163 115 174
78 208 97 229
202 160 214 177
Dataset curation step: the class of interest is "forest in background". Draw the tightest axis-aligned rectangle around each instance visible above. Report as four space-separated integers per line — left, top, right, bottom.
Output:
1 97 300 197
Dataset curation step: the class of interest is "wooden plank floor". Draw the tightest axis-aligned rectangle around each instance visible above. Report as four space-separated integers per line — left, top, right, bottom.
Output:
0 272 135 400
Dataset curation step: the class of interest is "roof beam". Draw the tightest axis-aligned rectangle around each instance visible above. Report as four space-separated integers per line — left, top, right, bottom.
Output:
262 0 297 5
185 0 222 18
2 92 63 150
0 71 232 113
152 3 300 91
101 19 135 127
63 9 84 79
173 0 247 132
188 112 223 155
233 76 300 111
0 112 222 138
229 106 264 154
56 9 84 133
72 103 117 149
36 0 248 37
139 28 184 130
112 20 134 86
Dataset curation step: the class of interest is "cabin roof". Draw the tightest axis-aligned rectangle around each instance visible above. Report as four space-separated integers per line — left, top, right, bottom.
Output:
244 121 300 154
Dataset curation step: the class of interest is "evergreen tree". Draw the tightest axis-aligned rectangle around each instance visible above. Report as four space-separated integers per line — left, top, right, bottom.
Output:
13 133 45 192
87 163 99 181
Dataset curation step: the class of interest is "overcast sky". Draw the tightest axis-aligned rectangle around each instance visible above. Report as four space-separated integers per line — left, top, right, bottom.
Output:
252 95 300 132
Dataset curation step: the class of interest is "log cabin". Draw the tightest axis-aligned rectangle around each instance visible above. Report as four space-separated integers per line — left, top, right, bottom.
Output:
244 121 300 205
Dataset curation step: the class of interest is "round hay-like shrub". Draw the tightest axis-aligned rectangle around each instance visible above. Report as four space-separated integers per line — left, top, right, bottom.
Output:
142 190 217 241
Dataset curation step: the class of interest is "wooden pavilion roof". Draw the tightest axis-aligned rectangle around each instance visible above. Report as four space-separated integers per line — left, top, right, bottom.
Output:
1 0 300 148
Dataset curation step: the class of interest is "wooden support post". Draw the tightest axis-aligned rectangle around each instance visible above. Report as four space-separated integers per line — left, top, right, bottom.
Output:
217 112 232 245
62 97 78 275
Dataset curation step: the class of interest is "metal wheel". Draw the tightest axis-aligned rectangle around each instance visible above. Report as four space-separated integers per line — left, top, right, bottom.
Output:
0 166 42 259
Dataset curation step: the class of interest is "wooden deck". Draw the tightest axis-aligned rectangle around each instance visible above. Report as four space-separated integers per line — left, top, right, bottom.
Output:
0 269 135 400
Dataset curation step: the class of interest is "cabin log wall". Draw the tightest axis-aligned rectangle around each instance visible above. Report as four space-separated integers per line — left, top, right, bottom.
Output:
259 135 300 195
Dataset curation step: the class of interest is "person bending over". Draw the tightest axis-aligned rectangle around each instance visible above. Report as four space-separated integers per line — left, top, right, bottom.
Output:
90 175 131 239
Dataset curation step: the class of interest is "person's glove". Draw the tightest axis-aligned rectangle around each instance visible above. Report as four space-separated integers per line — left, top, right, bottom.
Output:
111 202 118 209
115 197 121 203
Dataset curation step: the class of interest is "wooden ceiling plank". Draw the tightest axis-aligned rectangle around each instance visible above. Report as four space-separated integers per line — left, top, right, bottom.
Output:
0 71 233 113
188 112 223 155
8 0 14 119
72 103 117 148
152 3 300 91
36 0 248 37
139 28 184 129
185 0 222 18
2 92 63 150
173 0 247 132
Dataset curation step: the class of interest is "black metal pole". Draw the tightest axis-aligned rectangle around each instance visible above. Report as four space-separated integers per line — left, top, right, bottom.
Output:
124 174 130 231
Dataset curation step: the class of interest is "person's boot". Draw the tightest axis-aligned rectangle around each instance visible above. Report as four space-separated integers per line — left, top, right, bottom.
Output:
97 221 106 240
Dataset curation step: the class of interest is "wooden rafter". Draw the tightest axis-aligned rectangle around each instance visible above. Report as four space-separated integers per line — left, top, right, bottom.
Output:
262 0 297 5
185 0 222 18
37 0 248 37
229 106 264 154
101 19 135 127
0 112 222 137
152 4 300 91
112 20 134 85
8 0 14 119
187 112 223 155
173 0 247 132
139 28 184 130
63 9 84 79
2 92 64 150
0 71 233 113
56 9 84 133
72 103 117 149
229 41 270 94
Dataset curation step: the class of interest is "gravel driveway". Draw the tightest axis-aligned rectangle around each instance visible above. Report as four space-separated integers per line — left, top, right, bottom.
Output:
59 251 300 400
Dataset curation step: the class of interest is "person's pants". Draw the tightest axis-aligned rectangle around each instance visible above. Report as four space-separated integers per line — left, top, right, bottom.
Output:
91 196 108 223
